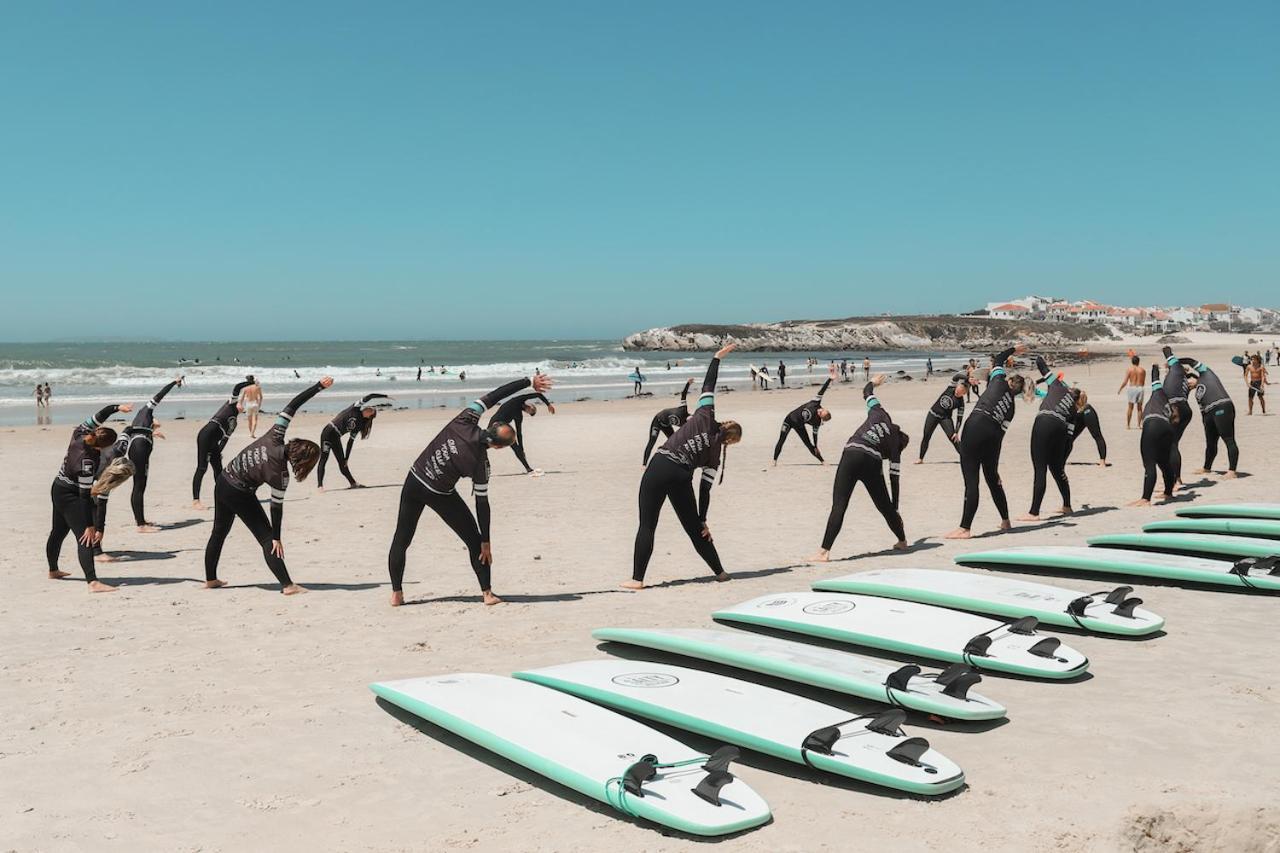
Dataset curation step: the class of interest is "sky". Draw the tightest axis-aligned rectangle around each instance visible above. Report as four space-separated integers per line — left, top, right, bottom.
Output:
1 2 1277 341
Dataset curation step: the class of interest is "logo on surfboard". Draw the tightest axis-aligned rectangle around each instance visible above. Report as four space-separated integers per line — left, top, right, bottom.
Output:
803 600 856 616
611 673 679 688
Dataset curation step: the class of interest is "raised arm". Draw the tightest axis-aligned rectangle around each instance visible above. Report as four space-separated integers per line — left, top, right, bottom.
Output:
473 378 533 413
231 378 254 400
88 404 122 426
679 378 693 405
815 378 832 399
275 378 331 433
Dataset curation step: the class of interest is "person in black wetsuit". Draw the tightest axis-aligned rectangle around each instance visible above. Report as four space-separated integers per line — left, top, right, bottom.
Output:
489 389 556 476
1019 356 1077 521
1064 390 1107 466
203 378 331 594
628 343 741 590
1131 359 1185 506
772 379 832 465
316 393 390 491
1177 352 1240 478
388 373 554 607
946 344 1028 539
808 375 908 560
47 404 131 592
192 377 255 508
916 375 967 463
642 379 694 465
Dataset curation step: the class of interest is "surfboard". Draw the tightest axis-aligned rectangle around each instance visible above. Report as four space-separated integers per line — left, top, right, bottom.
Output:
515 660 964 796
1145 518 1280 540
591 627 1006 721
1176 503 1280 521
712 592 1088 679
955 545 1280 592
370 673 771 836
812 568 1164 637
1088 532 1280 562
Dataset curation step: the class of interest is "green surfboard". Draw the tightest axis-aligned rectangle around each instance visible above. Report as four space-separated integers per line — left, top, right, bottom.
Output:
1175 503 1280 521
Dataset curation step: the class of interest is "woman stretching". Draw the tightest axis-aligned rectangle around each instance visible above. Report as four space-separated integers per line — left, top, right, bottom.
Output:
642 379 694 465
946 345 1027 539
388 373 554 607
203 378 331 594
317 393 389 491
1130 359 1185 506
916 375 967 462
1020 356 1076 521
192 377 256 508
1065 391 1107 466
809 376 908 561
628 343 741 590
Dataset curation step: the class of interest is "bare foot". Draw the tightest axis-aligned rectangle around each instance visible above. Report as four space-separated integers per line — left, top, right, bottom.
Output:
1194 468 1210 475
621 580 644 590
714 572 732 582
913 459 924 465
529 469 544 478
1055 506 1074 516
1128 498 1151 507
48 570 70 579
192 500 207 510
807 549 831 562
94 553 117 563
482 591 503 605
316 486 325 493
351 483 367 489
282 584 307 595
1018 513 1041 522
892 540 909 551
204 579 227 589
1225 471 1238 479
390 590 404 607
944 528 972 540
137 524 160 534
88 580 118 593
999 520 1012 531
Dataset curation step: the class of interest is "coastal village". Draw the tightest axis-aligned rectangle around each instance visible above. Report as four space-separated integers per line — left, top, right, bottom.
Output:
981 296 1278 334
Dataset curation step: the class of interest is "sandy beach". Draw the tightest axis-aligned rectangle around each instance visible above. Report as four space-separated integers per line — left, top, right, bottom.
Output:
3 338 1279 852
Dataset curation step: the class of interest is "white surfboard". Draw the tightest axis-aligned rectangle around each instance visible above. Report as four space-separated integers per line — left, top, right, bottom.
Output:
370 673 771 836
592 627 1006 721
515 660 964 796
713 592 1089 679
813 568 1165 637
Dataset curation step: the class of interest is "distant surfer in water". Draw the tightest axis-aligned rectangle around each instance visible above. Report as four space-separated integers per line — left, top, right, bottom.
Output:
809 375 908 560
316 393 390 491
642 379 694 465
388 372 554 607
772 378 831 465
628 342 740 590
489 388 556 476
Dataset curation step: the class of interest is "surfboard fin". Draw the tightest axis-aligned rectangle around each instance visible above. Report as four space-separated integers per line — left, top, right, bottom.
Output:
867 709 907 736
885 664 922 693
1009 616 1039 635
1111 596 1143 618
622 754 658 797
886 737 931 767
693 747 739 807
1028 637 1063 659
935 665 982 700
963 634 993 658
801 726 842 755
1067 596 1093 617
1104 585 1134 605
701 745 739 775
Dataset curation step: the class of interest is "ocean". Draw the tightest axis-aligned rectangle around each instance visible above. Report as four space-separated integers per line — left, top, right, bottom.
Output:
1 340 973 426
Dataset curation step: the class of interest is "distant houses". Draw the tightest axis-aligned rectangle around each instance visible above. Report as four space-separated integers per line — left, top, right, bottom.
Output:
977 296 1277 334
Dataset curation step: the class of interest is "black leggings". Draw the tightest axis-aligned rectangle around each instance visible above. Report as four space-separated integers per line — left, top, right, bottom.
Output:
509 421 533 473
821 448 905 549
918 412 959 460
388 473 489 593
1141 419 1177 501
1028 416 1070 515
1170 402 1192 481
1202 403 1239 471
204 478 293 587
127 440 152 525
959 415 1009 529
642 422 674 465
192 423 225 501
633 455 724 582
47 482 97 582
317 425 356 487
773 421 818 461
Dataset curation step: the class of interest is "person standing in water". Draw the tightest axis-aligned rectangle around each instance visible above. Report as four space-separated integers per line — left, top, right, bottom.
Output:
777 360 787 387
316 393 390 491
1245 354 1269 415
47 404 131 592
1176 351 1241 478
916 375 967 462
1019 356 1076 521
1116 355 1146 429
192 377 256 508
628 343 741 590
631 367 645 396
489 388 556 476
387 373 554 607
772 378 832 465
862 357 871 380
203 378 331 594
642 378 694 465
809 375 908 561
240 379 263 437
946 345 1028 539
1130 359 1185 506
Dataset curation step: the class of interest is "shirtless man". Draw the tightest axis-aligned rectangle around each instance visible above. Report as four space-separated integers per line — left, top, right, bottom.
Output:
240 379 264 437
1116 355 1146 429
1245 355 1270 415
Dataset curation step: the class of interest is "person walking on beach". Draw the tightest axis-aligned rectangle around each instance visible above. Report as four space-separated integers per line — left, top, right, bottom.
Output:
1245 354 1269 415
387 373 554 607
862 357 871 380
777 360 787 387
1117 355 1146 429
772 378 831 465
926 357 933 377
628 343 741 590
240 379 263 437
946 345 1027 539
316 393 390 491
808 375 908 561
47 403 132 592
1130 359 1184 506
192 377 256 509
642 379 694 465
489 388 556 476
203 378 331 594
631 366 645 395
916 375 967 462
1019 356 1075 522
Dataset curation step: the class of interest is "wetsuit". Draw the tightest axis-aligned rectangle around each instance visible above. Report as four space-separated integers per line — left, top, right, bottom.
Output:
388 378 533 594
1027 357 1074 516
1139 363 1181 501
1065 404 1106 462
918 379 966 460
204 382 325 589
642 380 693 465
773 379 831 463
958 348 1018 529
47 406 119 582
1159 356 1193 482
633 358 728 583
317 393 388 488
820 382 906 549
488 392 551 473
193 379 254 501
94 379 180 532
1179 356 1239 473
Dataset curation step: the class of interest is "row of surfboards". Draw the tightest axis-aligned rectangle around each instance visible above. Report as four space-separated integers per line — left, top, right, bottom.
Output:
370 502 1280 837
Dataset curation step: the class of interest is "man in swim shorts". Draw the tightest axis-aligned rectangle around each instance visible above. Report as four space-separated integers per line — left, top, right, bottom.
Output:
1117 355 1146 429
241 379 264 437
1246 354 1269 415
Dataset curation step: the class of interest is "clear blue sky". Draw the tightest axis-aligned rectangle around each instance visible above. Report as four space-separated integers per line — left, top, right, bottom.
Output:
2 2 1276 341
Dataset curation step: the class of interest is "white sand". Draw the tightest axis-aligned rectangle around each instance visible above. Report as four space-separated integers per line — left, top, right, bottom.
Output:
3 342 1278 851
